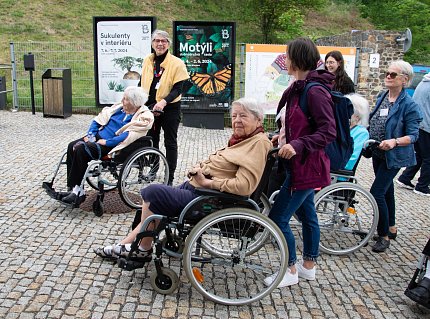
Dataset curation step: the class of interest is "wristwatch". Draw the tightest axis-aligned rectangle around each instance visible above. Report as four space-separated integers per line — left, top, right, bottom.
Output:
395 138 400 147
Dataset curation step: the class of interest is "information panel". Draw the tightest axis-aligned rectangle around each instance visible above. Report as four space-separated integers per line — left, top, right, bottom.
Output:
174 21 236 111
93 16 156 106
245 44 357 114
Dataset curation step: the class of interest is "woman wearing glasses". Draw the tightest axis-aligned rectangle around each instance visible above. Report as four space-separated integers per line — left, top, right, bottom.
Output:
368 60 422 253
324 50 355 94
140 29 189 185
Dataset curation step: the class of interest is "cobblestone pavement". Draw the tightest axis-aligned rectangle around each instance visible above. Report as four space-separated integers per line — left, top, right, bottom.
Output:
1 110 429 319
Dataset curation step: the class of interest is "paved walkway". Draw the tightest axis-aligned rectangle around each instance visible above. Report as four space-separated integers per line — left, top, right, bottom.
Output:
0 110 429 319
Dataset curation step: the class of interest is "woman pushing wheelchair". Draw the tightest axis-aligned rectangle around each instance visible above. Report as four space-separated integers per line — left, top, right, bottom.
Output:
47 86 154 207
94 97 272 260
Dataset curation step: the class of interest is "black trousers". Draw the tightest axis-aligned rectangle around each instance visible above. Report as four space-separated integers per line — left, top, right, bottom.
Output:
66 137 112 189
148 102 181 184
400 129 430 190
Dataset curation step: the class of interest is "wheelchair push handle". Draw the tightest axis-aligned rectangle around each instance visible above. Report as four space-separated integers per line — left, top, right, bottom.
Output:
363 139 381 149
147 102 164 115
268 147 280 157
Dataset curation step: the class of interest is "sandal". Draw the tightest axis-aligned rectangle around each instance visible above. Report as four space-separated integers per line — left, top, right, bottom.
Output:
93 246 117 260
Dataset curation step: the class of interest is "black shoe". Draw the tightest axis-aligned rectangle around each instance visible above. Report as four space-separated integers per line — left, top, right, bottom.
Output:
414 187 430 197
396 178 415 190
56 191 71 200
405 277 430 309
61 193 86 207
372 237 390 253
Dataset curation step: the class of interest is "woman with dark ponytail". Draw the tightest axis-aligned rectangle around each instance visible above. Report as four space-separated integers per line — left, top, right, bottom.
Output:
325 50 355 94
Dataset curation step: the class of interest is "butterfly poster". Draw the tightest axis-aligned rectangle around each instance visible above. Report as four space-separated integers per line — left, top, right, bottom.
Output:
173 21 236 113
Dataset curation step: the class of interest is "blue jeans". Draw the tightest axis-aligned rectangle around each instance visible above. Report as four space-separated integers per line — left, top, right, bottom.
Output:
370 156 400 237
268 175 320 266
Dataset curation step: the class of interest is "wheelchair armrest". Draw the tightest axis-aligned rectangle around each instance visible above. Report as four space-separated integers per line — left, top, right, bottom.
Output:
331 169 354 177
134 136 153 143
194 188 249 201
111 136 153 162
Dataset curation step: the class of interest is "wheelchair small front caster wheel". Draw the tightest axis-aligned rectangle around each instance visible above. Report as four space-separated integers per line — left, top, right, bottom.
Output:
150 267 179 294
93 200 104 217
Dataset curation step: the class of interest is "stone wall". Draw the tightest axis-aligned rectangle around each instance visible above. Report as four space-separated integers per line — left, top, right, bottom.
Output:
315 30 405 106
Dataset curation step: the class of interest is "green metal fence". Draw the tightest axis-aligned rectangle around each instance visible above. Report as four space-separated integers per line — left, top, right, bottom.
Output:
10 41 277 129
11 41 95 113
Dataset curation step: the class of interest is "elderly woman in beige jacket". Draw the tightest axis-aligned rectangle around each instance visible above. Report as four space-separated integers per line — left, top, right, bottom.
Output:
94 97 272 260
61 86 154 206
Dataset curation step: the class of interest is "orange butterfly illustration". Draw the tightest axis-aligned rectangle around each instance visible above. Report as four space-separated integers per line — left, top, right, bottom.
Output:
189 64 232 96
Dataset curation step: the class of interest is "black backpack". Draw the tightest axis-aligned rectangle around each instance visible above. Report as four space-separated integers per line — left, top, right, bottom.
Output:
299 82 354 171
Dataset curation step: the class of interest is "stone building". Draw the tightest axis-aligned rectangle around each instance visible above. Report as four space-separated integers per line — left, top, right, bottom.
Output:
315 30 407 106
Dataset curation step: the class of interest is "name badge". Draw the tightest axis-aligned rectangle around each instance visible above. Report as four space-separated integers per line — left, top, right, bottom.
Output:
379 108 389 117
155 82 160 90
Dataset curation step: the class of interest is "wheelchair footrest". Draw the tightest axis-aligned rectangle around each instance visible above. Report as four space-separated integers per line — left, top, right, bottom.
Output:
42 182 63 200
117 257 150 271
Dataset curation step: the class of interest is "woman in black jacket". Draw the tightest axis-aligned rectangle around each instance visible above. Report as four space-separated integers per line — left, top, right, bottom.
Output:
325 50 355 94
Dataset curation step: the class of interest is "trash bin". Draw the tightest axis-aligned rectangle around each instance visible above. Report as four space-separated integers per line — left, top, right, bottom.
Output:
42 68 72 118
0 76 6 110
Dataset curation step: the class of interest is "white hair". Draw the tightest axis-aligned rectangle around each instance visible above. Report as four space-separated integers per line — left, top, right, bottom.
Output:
124 86 148 108
151 29 171 44
390 60 414 87
346 93 370 127
231 98 265 121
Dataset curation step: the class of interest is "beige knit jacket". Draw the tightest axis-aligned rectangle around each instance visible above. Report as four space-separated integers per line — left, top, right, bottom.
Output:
189 133 272 196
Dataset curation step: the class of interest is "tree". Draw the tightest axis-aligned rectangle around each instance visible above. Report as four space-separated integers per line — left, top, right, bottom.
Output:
244 0 325 43
359 0 430 64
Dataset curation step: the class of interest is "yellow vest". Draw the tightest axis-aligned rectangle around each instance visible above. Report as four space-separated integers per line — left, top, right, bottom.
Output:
141 52 189 104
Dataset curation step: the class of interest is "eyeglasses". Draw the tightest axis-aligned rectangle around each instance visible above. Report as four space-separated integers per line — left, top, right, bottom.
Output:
152 39 168 44
326 61 337 65
385 71 406 79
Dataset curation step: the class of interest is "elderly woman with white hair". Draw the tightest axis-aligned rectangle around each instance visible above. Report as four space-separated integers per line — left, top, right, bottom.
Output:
344 93 370 170
94 97 272 259
61 86 154 206
368 60 422 253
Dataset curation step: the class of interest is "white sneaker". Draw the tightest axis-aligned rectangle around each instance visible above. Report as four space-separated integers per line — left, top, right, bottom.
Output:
296 262 316 280
264 268 298 288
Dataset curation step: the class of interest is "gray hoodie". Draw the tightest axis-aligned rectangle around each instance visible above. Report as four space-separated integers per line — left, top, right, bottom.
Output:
413 72 430 133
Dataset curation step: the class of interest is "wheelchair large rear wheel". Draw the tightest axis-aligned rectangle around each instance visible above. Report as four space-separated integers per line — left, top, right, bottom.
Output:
183 207 288 306
314 182 379 255
118 148 169 209
199 194 272 258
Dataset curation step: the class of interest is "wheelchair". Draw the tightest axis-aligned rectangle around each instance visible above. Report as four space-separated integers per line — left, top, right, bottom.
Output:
117 149 289 306
405 242 430 309
42 136 169 216
267 140 380 256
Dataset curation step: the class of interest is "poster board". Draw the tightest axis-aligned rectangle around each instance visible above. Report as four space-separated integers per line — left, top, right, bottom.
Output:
93 16 156 106
245 44 357 114
173 21 236 112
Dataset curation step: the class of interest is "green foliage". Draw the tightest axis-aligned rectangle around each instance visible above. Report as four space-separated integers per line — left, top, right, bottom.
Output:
359 0 430 64
11 10 24 18
275 8 305 42
244 0 326 43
